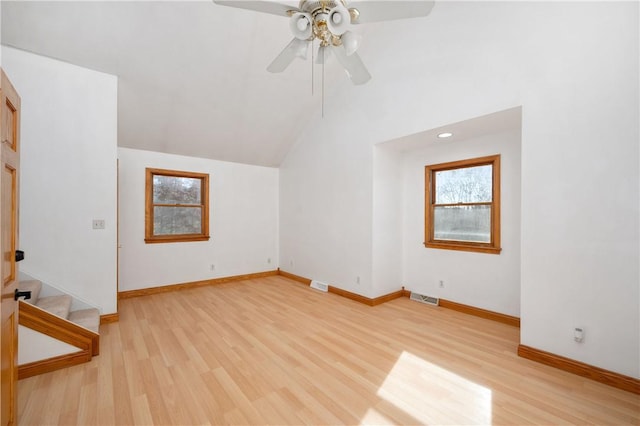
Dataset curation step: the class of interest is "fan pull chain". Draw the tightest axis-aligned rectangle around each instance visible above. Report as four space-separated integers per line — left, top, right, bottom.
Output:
322 51 325 118
311 40 314 96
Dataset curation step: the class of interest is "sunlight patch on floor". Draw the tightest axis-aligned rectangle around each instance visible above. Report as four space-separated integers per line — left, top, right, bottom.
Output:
368 351 492 425
360 408 396 425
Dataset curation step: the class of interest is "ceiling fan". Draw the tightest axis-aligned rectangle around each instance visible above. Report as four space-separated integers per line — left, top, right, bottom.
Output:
212 0 435 85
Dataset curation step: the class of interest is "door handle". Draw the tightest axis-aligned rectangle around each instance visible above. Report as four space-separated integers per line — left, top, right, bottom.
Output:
14 289 31 301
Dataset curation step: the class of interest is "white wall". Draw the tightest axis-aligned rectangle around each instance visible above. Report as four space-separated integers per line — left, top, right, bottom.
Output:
18 326 77 365
516 3 639 379
372 145 404 297
402 129 521 316
2 47 118 315
0 2 3 67
279 118 374 296
280 2 639 377
118 148 278 291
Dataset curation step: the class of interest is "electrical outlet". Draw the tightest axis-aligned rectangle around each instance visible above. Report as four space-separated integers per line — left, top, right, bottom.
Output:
92 219 105 230
267 258 271 264
210 264 216 271
439 280 444 288
356 276 360 285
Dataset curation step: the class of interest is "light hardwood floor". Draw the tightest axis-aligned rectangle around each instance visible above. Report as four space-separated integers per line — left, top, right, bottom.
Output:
17 276 640 425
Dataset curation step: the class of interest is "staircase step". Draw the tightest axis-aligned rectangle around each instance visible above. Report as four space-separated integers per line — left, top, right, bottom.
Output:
36 295 72 319
68 308 100 334
18 280 42 304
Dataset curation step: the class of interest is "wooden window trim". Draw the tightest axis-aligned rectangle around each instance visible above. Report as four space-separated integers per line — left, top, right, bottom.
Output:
145 168 210 244
424 155 501 254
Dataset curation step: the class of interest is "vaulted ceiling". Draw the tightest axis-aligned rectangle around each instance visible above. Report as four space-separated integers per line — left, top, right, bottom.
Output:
1 0 418 167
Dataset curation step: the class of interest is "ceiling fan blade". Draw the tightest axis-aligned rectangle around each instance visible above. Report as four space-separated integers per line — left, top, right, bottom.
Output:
212 0 298 17
348 0 435 24
331 45 371 85
267 38 309 73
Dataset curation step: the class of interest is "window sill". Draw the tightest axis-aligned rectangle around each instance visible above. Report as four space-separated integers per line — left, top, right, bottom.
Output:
145 235 210 244
424 241 502 255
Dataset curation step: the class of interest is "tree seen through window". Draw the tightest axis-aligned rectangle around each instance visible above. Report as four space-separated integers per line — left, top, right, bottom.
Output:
145 168 210 243
425 155 501 254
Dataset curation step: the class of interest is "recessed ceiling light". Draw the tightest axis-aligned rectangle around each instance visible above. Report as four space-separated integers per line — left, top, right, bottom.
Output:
438 132 453 139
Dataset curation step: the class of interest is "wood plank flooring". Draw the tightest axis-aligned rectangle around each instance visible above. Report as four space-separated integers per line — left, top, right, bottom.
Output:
17 276 640 425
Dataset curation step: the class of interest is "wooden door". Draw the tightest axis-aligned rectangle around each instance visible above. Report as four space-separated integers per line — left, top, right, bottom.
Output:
0 69 20 426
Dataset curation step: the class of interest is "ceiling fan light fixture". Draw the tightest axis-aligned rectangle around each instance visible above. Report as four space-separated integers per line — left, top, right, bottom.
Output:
290 12 313 40
326 3 351 35
340 30 361 56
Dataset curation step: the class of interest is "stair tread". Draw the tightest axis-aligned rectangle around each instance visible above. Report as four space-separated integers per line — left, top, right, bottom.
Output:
68 308 100 334
18 280 42 305
36 295 72 319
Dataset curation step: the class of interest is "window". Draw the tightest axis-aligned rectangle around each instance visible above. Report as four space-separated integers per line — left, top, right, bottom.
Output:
424 155 501 254
145 168 209 243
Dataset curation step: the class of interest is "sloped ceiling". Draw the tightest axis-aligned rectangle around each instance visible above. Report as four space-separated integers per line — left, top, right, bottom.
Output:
2 0 368 167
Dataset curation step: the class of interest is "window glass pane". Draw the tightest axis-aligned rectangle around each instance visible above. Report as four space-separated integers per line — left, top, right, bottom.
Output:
154 206 202 235
153 176 202 204
434 205 491 243
435 165 492 204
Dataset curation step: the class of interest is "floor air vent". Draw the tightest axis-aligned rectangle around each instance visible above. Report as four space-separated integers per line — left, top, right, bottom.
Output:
310 280 329 292
410 292 439 306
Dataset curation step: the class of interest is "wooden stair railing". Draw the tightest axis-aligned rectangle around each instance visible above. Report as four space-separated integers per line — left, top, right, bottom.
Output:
18 300 99 379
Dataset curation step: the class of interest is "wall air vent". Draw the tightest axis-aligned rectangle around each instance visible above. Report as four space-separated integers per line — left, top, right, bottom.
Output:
310 280 329 293
410 292 439 306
